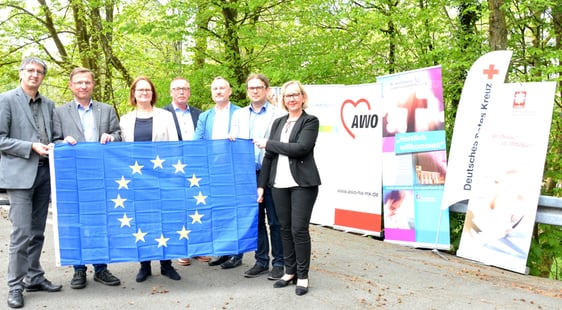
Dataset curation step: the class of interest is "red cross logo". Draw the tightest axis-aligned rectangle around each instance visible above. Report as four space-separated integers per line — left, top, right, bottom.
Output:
483 64 499 79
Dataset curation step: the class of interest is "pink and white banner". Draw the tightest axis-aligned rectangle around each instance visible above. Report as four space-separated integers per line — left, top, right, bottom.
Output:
377 66 450 248
456 81 555 273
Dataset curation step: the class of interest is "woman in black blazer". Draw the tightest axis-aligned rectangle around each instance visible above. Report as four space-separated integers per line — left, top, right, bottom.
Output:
256 81 321 296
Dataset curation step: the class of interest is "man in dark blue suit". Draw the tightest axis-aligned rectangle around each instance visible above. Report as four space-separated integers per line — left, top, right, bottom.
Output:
0 57 62 308
162 77 208 267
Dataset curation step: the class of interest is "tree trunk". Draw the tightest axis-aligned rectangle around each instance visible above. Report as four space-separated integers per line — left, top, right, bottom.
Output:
488 0 508 50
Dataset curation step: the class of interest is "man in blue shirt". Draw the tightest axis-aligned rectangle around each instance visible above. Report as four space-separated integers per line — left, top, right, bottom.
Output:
194 76 243 269
229 73 285 280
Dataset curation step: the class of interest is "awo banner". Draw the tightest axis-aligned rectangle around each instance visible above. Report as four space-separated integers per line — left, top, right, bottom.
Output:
441 50 513 210
50 140 258 266
457 82 555 273
377 66 450 249
307 84 383 235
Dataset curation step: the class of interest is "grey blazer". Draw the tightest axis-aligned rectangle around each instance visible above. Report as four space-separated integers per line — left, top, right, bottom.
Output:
0 87 55 189
53 100 122 143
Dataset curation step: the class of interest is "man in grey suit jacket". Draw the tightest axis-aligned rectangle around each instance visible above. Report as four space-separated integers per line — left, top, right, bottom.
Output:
0 57 62 308
52 67 122 290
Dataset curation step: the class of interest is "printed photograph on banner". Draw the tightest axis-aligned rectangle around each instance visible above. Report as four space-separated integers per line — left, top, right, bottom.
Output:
381 71 444 137
383 189 415 230
378 66 450 249
458 166 539 272
413 151 447 185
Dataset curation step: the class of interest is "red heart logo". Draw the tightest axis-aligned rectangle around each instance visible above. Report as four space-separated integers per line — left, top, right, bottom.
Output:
340 98 371 139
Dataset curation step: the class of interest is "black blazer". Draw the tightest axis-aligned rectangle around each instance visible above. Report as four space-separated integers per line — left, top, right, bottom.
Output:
258 111 321 188
162 103 202 140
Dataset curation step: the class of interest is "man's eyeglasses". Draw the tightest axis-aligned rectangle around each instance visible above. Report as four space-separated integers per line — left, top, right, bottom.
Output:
135 89 152 93
72 81 93 86
248 86 265 92
284 93 301 100
172 87 190 93
22 68 45 76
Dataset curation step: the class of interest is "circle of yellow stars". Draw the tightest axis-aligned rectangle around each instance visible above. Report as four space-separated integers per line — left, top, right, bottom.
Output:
111 156 207 249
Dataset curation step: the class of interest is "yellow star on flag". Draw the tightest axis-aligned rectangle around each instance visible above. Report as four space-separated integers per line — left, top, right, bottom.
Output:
118 213 133 228
115 176 131 190
112 194 127 208
176 226 191 240
188 174 202 187
194 191 207 205
155 234 170 248
189 210 204 224
130 161 144 175
133 228 147 243
151 155 165 169
173 160 187 173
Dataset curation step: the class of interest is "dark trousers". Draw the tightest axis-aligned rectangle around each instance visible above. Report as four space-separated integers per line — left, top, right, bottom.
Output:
74 264 108 273
140 260 172 269
7 164 51 290
271 186 318 279
255 176 284 268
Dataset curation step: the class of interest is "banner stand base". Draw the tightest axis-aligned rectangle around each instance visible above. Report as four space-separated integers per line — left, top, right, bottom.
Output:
432 248 448 260
432 209 449 260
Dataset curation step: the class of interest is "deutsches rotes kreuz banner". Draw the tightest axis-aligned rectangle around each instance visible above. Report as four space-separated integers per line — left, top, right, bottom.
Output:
50 140 258 266
440 51 513 210
457 81 555 273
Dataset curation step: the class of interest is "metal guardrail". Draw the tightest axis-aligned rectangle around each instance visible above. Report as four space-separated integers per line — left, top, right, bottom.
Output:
2 191 562 225
449 195 562 226
0 190 8 205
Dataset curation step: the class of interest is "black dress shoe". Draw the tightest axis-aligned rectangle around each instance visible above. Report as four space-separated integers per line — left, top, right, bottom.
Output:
7 288 23 308
220 256 242 269
136 263 152 283
70 270 87 289
208 256 230 266
25 279 62 292
161 266 181 280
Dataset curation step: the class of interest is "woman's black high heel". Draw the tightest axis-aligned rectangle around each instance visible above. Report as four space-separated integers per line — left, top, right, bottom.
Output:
295 284 308 296
295 279 309 296
273 275 297 288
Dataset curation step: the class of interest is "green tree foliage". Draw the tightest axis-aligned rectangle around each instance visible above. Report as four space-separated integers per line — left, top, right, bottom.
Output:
0 0 560 280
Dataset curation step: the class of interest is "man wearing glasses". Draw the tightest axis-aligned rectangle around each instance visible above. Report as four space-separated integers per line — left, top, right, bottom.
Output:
229 73 286 280
163 77 202 142
0 57 62 308
163 77 209 266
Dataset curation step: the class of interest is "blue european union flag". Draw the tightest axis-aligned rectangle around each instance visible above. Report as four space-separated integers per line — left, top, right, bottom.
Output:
51 139 258 266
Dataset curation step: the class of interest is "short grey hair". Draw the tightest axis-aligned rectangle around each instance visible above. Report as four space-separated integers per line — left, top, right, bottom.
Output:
19 57 48 75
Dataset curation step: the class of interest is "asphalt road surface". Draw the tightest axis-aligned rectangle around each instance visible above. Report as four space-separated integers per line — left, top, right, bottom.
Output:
1 196 561 309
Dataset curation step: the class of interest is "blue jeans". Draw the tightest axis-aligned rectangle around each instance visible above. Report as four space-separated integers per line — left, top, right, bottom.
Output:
73 264 107 273
255 184 284 268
